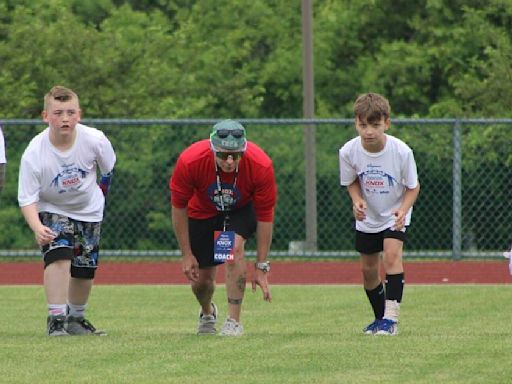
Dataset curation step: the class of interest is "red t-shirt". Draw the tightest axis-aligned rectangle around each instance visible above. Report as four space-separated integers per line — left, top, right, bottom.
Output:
170 139 277 222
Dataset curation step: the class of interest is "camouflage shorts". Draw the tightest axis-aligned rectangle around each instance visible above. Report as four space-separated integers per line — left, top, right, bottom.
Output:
39 212 102 273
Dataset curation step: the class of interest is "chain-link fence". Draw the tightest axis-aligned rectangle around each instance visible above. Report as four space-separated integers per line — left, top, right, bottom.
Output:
1 118 511 259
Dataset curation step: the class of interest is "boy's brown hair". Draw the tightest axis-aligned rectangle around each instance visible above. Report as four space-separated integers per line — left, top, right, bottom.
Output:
43 86 79 111
353 92 391 124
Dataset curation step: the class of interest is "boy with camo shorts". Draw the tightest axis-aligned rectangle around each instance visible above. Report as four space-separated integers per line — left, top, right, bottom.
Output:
18 86 116 336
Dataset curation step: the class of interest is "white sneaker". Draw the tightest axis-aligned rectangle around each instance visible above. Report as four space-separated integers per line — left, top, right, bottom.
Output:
197 302 218 335
219 317 244 337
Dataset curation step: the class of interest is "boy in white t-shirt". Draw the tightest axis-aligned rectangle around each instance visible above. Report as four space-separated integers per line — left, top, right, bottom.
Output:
339 93 420 335
0 125 6 192
18 86 116 336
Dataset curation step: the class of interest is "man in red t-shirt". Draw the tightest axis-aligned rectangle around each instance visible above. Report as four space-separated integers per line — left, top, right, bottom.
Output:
170 120 277 336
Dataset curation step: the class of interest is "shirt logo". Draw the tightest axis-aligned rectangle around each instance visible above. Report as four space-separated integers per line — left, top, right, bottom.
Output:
50 163 88 194
207 182 241 211
358 165 397 195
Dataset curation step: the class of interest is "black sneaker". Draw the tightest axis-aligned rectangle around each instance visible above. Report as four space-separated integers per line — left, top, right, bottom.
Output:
47 315 70 336
65 316 107 336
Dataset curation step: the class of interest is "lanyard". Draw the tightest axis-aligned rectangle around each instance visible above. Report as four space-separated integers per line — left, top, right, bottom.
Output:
214 160 238 230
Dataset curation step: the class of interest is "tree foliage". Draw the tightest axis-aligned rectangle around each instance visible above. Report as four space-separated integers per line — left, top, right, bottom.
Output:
1 0 511 119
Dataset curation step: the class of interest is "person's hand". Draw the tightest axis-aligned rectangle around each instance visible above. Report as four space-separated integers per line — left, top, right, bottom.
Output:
34 225 56 246
252 269 272 302
352 200 367 221
182 254 199 281
393 209 406 231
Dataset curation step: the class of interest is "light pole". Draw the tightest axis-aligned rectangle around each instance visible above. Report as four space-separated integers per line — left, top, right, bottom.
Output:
302 0 317 251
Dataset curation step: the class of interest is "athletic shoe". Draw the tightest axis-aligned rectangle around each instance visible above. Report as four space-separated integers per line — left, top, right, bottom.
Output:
362 319 382 335
66 316 107 336
197 302 218 335
219 317 244 337
47 315 69 336
375 318 398 335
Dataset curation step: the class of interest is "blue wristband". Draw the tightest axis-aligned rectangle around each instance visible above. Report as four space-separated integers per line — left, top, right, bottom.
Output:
99 171 113 197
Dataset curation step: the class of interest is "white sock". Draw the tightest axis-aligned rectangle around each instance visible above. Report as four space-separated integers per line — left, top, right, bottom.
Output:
67 303 87 318
383 299 400 322
48 304 67 317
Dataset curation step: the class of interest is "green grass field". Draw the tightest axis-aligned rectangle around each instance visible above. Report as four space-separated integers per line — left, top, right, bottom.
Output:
1 285 511 383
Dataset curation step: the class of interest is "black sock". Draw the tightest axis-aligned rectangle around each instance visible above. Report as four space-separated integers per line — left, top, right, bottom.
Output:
365 282 385 319
385 273 404 303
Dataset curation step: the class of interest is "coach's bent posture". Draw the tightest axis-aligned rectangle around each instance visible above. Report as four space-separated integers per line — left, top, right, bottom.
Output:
170 120 277 336
18 86 116 336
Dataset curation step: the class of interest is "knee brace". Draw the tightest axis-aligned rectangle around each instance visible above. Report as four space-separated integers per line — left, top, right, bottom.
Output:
44 247 74 269
70 265 96 279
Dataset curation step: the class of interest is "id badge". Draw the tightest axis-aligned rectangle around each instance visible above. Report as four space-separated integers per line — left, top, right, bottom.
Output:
213 230 235 264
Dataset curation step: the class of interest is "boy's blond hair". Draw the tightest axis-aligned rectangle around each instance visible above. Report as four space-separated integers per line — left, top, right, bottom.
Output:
353 92 391 124
43 86 79 111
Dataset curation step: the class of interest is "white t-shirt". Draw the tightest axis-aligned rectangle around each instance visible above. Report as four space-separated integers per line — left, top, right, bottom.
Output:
339 134 419 233
0 126 6 163
18 123 116 222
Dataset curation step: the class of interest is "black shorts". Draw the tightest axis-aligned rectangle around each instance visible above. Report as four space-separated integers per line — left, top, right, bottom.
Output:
355 228 407 254
189 203 257 268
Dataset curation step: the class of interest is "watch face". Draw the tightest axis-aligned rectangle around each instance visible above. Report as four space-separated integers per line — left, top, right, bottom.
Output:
257 262 270 272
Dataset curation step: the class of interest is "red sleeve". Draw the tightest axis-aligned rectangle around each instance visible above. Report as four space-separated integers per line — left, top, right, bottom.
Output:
252 160 277 222
169 155 193 208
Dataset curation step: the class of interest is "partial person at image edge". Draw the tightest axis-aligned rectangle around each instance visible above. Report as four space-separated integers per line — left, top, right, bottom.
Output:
0 125 6 193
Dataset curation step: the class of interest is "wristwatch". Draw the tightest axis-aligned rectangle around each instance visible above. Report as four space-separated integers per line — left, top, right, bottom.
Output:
255 261 270 272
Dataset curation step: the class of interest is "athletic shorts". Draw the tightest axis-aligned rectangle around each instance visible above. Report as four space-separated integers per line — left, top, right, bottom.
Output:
189 203 257 268
39 212 101 279
355 228 407 255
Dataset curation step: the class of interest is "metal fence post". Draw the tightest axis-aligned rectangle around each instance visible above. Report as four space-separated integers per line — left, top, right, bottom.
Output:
452 120 462 260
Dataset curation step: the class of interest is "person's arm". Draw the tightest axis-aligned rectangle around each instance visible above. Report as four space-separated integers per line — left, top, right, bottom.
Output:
347 179 367 221
0 127 5 192
99 171 114 198
0 163 5 192
171 205 199 281
96 133 116 200
20 203 56 246
256 221 273 264
393 183 421 230
251 220 273 302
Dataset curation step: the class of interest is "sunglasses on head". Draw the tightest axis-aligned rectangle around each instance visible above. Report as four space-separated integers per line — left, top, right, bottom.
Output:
215 151 244 160
216 129 244 139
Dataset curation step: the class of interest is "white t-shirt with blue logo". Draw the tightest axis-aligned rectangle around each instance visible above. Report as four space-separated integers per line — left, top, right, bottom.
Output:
0 126 6 164
339 134 418 233
18 124 116 222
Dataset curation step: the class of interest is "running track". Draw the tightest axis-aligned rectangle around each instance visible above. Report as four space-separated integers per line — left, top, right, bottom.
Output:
0 261 510 285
